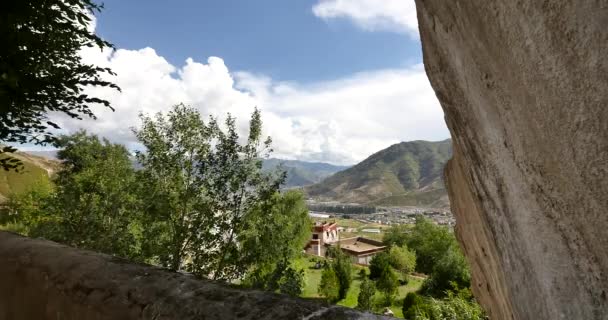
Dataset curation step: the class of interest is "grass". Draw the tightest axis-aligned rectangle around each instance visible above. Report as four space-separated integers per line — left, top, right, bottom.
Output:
0 154 53 200
312 217 390 242
294 255 423 318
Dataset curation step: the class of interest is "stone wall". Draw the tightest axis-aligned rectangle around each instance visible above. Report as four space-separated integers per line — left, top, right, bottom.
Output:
0 231 386 320
414 1 608 319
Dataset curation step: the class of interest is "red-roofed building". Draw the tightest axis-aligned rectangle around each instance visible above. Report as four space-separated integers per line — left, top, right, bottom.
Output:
305 221 339 257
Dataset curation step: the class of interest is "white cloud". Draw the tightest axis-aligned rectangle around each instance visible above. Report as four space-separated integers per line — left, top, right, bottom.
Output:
50 46 447 166
312 0 419 36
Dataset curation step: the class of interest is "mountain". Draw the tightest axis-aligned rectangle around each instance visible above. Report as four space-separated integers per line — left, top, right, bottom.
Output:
0 152 61 202
262 158 349 188
305 139 452 208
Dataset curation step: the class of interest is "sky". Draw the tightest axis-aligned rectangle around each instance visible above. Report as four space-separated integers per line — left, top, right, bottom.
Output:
47 0 450 165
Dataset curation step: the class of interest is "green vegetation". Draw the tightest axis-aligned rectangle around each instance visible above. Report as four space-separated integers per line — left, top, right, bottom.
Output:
318 266 341 302
1 0 119 170
402 288 485 320
295 256 423 317
357 278 376 311
0 154 52 199
305 140 452 207
4 107 311 288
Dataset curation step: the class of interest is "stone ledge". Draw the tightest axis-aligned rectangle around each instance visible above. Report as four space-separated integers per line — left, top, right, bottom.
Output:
0 231 388 320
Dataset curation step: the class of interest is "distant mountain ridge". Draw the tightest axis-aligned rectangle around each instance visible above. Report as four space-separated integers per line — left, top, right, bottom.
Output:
20 151 347 189
262 158 349 188
305 139 452 208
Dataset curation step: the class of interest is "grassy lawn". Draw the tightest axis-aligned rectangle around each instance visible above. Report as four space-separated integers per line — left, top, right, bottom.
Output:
294 255 423 318
312 217 392 242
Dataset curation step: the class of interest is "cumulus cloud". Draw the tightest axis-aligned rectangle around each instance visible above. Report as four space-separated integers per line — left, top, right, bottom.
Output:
312 0 419 36
50 45 447 165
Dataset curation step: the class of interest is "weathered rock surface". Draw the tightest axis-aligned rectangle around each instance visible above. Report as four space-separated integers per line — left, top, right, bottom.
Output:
0 231 386 320
414 1 608 319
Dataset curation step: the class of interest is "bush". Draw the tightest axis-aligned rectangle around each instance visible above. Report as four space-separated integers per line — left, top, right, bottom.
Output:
403 288 485 320
278 266 305 297
402 292 425 319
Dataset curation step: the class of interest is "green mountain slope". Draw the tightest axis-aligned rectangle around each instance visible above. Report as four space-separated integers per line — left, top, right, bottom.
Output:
0 152 60 202
305 140 452 208
263 158 349 188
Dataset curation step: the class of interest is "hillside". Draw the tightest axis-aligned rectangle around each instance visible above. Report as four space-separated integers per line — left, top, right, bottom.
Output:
263 158 349 188
0 152 60 202
305 140 452 208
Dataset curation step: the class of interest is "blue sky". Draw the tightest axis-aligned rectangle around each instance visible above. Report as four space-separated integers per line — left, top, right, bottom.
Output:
49 0 449 165
95 0 422 83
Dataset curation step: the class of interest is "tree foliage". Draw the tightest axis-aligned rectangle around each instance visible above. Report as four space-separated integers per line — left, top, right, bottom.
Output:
402 288 484 320
369 251 391 280
6 131 142 259
240 190 311 276
420 245 471 298
135 104 296 281
318 266 340 303
405 217 457 274
0 1 119 169
388 245 417 278
357 277 376 311
376 265 399 306
383 224 410 248
327 246 353 300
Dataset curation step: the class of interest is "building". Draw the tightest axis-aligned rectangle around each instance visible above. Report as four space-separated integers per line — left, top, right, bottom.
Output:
305 221 339 256
327 237 386 265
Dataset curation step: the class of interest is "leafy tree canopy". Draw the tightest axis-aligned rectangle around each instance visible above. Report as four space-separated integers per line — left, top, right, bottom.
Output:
0 1 119 170
405 217 457 274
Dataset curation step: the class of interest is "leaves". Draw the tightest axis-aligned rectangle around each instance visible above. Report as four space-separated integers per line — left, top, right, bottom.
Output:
0 0 119 170
134 104 289 281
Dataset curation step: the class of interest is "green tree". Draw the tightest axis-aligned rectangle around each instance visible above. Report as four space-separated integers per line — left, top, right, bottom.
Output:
357 277 376 311
240 190 311 281
369 251 391 280
388 245 417 279
406 217 456 274
376 265 399 306
383 224 410 248
135 104 286 281
134 104 211 270
0 1 119 170
25 131 141 259
327 246 353 300
318 266 340 303
420 245 471 298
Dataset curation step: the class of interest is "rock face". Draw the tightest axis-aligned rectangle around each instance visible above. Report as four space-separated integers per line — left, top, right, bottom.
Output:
414 1 608 319
0 231 386 320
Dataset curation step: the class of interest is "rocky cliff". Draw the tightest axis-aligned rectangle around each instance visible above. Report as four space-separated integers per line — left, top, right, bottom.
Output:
414 1 608 319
